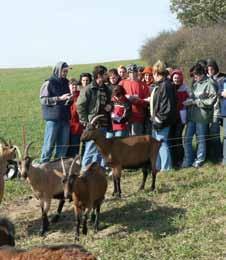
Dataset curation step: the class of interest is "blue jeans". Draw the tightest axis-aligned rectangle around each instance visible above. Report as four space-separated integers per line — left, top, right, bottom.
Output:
223 118 226 164
206 121 222 162
183 121 208 166
152 127 172 171
67 134 81 157
40 120 70 163
81 128 107 170
106 130 129 138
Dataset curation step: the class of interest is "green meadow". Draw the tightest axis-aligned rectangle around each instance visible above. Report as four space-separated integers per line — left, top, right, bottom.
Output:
0 60 226 259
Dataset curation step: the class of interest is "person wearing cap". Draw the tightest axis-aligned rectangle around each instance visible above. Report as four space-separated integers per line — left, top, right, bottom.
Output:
150 60 177 171
169 69 189 168
207 58 226 163
119 64 149 136
40 61 72 163
77 65 112 170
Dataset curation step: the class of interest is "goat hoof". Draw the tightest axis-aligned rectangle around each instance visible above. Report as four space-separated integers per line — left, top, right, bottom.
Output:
39 229 47 236
74 236 79 241
51 214 60 223
82 228 88 235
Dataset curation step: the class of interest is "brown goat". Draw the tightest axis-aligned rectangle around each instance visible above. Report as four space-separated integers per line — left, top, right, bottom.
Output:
0 218 15 247
58 159 107 240
18 143 81 235
0 138 19 203
0 218 96 260
0 245 96 260
81 115 162 197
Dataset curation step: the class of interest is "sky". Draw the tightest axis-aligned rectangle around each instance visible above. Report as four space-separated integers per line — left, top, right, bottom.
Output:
0 0 180 68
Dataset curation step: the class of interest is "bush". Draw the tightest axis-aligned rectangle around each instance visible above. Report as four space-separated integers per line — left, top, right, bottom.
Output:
140 25 226 76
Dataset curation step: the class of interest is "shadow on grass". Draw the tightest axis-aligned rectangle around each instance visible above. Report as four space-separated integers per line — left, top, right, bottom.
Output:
101 199 186 239
26 207 75 236
26 199 185 239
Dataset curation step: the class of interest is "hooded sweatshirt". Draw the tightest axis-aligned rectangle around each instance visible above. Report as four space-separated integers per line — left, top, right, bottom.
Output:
40 62 71 121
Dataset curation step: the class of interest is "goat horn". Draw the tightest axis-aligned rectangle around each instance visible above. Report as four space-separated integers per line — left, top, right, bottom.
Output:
69 155 80 176
61 157 67 176
24 142 34 157
0 137 8 146
13 145 22 160
90 114 105 125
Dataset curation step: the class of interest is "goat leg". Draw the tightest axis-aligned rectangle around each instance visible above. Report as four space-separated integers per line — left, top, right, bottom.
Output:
115 176 121 198
112 175 117 196
94 205 100 233
51 199 65 223
74 207 81 240
139 167 148 191
39 199 50 236
90 209 96 224
151 169 157 191
40 212 49 236
82 209 89 235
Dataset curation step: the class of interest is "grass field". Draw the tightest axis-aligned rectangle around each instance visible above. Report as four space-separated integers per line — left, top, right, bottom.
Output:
0 60 226 259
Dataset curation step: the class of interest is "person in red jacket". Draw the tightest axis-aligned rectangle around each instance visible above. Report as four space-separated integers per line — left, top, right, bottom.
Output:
111 85 131 137
119 64 149 136
67 78 84 157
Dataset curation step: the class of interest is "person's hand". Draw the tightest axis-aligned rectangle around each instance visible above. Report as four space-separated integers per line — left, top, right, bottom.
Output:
59 93 72 101
104 104 112 112
221 90 226 98
183 98 195 106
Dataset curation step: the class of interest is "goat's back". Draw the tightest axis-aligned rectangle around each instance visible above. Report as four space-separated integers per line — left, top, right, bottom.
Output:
109 135 161 167
29 158 80 197
0 244 96 260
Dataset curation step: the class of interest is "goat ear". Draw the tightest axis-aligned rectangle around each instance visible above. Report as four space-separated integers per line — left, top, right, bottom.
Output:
13 145 22 160
54 169 64 178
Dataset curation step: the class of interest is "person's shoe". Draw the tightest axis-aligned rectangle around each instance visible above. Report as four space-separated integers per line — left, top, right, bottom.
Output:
181 162 192 168
192 161 203 168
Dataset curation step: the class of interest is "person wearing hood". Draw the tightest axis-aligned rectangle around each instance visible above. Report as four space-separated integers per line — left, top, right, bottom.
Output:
40 61 72 163
207 58 226 163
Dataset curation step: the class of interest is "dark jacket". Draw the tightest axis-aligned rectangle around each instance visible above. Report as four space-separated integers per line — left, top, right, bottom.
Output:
150 78 177 130
77 81 112 128
40 62 71 121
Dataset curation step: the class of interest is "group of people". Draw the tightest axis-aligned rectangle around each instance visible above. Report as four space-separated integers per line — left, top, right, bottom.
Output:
39 59 226 172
